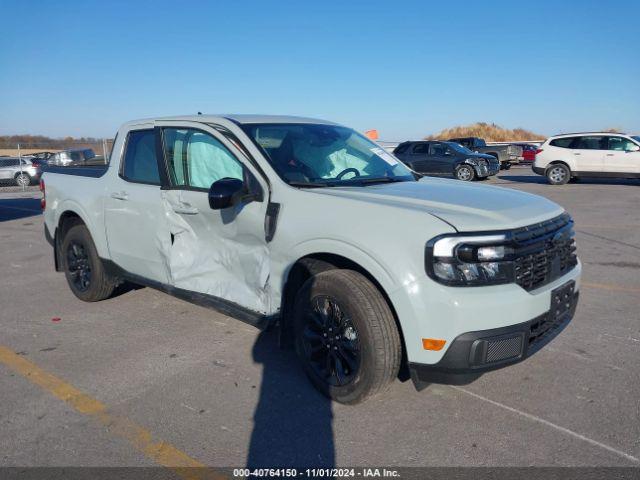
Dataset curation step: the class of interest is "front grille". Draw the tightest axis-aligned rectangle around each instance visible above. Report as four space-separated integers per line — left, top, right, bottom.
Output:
512 213 578 291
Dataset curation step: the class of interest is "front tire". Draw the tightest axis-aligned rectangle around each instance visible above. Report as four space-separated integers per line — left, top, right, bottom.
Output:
293 270 401 404
61 223 116 302
455 164 475 181
546 163 571 185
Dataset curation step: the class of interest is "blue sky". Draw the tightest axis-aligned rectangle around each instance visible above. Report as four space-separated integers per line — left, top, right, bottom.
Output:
1 0 638 141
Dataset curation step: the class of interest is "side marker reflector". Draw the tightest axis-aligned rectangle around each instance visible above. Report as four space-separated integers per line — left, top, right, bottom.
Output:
422 338 446 351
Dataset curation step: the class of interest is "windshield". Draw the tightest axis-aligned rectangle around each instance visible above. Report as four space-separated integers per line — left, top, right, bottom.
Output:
632 136 640 144
446 142 474 154
242 123 415 187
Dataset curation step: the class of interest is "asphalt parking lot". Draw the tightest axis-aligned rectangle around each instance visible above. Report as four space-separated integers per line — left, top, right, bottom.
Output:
0 167 639 472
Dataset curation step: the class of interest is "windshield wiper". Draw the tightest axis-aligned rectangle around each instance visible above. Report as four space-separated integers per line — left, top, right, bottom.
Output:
287 181 336 188
350 177 409 185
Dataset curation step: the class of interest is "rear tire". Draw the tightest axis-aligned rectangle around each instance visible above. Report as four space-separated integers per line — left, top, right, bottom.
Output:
293 269 401 405
14 172 31 187
546 163 571 185
61 224 116 302
455 165 475 181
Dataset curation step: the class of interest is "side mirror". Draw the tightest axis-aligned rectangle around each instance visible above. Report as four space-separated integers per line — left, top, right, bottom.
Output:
626 144 640 152
208 178 246 210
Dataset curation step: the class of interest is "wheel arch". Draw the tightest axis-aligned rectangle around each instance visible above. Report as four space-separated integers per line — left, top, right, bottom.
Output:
52 210 87 271
546 160 573 173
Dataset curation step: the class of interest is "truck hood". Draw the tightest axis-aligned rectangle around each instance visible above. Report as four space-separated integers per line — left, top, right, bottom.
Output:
313 177 564 232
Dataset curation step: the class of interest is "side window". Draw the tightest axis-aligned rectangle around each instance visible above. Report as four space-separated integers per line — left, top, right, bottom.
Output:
429 143 448 156
412 143 429 154
549 137 574 148
162 128 243 189
121 129 160 184
607 136 636 151
572 136 605 150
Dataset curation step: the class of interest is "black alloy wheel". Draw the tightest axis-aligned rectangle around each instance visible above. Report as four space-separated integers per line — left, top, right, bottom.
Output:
301 295 361 387
66 241 92 292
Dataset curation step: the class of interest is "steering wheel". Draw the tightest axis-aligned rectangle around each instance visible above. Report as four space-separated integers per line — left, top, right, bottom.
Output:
335 168 361 180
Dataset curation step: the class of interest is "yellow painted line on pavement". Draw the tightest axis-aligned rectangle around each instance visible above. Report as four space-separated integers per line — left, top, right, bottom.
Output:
582 282 640 294
0 345 225 480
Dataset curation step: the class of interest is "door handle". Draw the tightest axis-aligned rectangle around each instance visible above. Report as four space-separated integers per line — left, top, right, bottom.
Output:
606 153 614 156
573 153 581 155
173 205 199 215
110 191 128 200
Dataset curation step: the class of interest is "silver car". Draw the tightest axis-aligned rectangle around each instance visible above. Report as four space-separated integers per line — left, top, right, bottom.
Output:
0 157 40 186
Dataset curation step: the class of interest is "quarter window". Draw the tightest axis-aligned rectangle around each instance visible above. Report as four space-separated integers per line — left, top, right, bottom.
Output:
162 128 243 189
121 129 160 185
550 137 575 148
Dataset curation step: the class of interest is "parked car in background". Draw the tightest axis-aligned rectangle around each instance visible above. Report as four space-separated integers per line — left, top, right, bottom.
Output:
512 143 538 163
393 140 499 181
533 133 640 185
29 151 56 161
48 148 99 166
447 137 523 170
42 114 580 404
0 157 40 186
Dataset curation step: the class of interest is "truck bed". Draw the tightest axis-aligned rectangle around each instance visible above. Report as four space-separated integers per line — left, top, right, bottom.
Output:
42 164 108 178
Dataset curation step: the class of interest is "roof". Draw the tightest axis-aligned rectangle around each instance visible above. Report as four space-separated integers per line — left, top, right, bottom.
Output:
124 114 338 127
551 131 628 138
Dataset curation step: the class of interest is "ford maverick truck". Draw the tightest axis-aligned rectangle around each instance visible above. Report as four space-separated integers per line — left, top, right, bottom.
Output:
42 115 580 404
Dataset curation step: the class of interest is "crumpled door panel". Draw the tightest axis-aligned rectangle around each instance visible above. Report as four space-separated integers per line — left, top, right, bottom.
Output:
157 190 271 315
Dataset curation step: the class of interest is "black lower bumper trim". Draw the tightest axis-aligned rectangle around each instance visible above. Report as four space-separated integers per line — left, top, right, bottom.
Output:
409 289 579 390
532 165 545 175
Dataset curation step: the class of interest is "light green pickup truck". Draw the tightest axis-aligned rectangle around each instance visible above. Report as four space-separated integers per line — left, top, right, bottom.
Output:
42 115 580 404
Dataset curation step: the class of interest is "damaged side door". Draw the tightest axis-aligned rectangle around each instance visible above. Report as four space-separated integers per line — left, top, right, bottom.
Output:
154 122 273 315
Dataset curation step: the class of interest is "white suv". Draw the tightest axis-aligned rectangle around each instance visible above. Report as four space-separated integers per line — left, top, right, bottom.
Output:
533 133 640 185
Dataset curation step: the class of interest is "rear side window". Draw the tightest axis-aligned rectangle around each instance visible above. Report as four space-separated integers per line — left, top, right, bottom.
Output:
412 143 429 154
121 130 160 185
572 136 606 150
550 137 576 148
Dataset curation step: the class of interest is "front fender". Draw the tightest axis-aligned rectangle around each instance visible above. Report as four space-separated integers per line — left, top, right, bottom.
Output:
287 238 398 295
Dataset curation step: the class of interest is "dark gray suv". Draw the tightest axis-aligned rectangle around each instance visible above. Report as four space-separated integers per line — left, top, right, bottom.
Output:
393 141 500 181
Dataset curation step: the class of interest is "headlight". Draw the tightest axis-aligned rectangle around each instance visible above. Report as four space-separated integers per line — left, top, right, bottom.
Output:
465 158 479 166
426 234 514 286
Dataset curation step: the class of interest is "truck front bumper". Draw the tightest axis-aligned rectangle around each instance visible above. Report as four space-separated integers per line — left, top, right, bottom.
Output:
389 259 581 384
408 281 578 389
